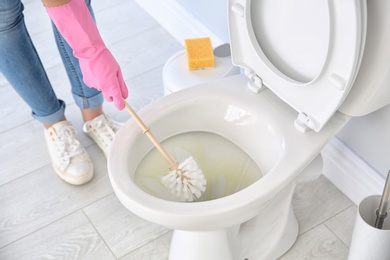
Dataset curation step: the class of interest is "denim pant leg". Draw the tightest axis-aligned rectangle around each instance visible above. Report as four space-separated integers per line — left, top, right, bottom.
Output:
0 0 65 124
51 0 103 109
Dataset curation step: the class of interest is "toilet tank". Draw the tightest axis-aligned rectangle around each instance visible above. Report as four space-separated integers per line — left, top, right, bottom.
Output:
339 0 390 117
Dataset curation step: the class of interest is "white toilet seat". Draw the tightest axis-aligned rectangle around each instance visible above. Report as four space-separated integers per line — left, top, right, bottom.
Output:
229 0 366 132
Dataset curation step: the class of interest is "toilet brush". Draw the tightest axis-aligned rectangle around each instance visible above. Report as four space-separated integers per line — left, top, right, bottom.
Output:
374 170 390 229
123 100 206 202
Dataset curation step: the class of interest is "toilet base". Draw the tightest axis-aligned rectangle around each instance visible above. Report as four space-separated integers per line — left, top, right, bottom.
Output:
168 205 298 260
237 206 299 260
169 229 234 260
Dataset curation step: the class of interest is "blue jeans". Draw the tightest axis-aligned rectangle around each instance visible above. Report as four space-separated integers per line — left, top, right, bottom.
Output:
0 0 103 124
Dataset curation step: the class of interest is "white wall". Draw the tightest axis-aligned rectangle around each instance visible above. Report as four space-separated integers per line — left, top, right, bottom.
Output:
177 0 229 43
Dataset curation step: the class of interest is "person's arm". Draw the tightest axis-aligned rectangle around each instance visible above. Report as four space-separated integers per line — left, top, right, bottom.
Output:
42 0 128 110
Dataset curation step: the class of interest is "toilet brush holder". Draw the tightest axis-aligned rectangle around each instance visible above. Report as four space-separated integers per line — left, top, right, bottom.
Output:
348 172 390 260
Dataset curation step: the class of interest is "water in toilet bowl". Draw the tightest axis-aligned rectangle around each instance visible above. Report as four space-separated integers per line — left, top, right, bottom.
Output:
134 131 263 202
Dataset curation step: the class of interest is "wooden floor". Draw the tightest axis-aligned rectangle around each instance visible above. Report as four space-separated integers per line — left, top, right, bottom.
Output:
0 1 357 259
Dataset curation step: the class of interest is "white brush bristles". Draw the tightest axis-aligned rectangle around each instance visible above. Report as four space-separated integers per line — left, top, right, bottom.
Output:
161 157 206 202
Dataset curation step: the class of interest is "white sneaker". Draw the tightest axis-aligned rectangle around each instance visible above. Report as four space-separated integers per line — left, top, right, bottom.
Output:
44 121 94 185
83 114 122 157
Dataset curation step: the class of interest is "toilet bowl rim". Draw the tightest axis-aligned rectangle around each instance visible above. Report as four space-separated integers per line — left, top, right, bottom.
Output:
108 75 348 226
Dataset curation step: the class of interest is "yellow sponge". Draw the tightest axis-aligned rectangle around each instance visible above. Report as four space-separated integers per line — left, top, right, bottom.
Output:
184 37 214 70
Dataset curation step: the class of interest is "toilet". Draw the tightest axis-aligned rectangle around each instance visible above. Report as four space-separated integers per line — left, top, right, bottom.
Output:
108 0 390 259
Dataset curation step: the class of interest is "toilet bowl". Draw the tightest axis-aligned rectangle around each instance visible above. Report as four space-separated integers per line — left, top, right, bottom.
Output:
109 76 350 259
108 0 390 259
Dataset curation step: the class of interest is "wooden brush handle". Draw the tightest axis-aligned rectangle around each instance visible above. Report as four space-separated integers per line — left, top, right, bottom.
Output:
124 100 179 170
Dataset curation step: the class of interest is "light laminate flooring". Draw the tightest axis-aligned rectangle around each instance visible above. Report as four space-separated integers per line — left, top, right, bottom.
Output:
0 1 357 259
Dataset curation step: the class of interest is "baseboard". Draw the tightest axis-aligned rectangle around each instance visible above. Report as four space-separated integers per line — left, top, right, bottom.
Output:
321 137 385 205
134 0 225 47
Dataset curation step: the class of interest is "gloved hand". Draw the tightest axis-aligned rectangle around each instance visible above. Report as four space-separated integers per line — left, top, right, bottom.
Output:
78 48 128 110
45 0 128 110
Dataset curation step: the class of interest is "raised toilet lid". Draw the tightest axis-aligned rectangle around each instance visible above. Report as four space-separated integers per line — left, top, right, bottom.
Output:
228 0 367 132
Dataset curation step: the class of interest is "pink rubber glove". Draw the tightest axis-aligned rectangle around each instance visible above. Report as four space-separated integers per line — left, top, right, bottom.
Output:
45 0 128 110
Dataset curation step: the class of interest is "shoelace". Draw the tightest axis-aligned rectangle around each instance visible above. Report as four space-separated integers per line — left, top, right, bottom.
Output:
53 125 83 162
89 117 118 146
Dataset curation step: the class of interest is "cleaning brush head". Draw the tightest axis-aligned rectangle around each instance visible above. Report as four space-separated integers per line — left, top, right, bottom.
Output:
123 101 207 201
161 156 206 202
